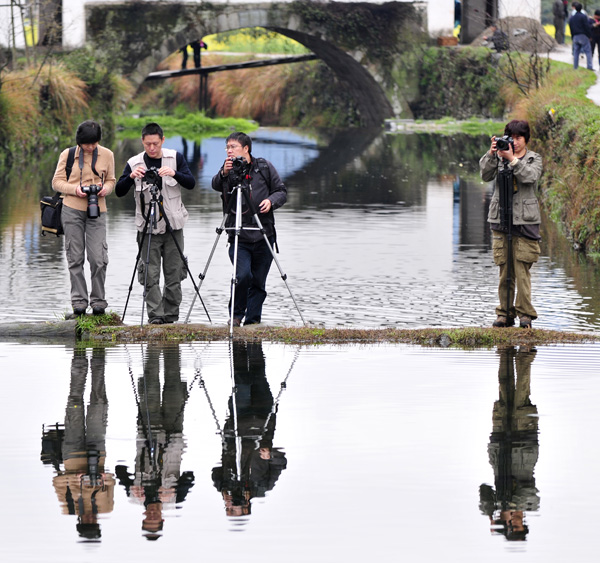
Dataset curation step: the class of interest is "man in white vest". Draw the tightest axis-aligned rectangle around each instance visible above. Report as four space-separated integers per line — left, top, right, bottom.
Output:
116 123 195 324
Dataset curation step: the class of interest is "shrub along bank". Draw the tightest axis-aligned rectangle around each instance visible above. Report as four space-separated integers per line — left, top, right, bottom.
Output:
514 61 600 255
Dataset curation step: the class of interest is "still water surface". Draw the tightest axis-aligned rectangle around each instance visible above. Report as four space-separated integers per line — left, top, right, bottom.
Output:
1 128 600 561
1 127 600 329
0 341 599 562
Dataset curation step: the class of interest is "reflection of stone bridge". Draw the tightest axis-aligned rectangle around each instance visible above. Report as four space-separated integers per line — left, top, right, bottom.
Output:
86 1 426 126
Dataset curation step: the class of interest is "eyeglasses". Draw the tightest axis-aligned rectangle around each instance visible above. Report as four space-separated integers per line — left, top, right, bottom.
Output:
225 144 242 151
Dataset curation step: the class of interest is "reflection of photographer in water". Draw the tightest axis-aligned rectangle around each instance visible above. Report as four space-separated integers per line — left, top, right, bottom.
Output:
480 346 539 541
115 344 194 540
116 123 196 324
48 347 115 541
480 120 543 329
52 120 115 318
212 132 287 326
212 342 287 518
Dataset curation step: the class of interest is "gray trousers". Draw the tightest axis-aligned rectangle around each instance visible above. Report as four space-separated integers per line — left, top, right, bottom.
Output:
61 205 108 310
137 229 185 322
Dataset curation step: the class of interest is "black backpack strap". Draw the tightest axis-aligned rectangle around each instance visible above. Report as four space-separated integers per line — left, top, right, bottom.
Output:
65 146 77 180
254 157 271 186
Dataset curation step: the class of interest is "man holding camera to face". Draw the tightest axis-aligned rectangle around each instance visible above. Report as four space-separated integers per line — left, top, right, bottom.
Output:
116 122 195 324
479 120 543 329
212 132 287 326
52 120 115 318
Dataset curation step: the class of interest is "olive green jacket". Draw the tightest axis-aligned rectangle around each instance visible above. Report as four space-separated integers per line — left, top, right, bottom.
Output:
479 149 543 225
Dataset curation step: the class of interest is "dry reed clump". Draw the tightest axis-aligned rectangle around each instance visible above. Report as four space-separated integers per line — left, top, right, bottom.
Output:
0 62 88 147
0 74 39 146
152 52 292 122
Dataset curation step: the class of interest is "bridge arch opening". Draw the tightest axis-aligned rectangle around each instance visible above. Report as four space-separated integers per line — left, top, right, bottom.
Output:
134 26 393 127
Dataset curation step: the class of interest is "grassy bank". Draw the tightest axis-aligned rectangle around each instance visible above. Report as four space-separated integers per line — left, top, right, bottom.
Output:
74 314 599 347
512 61 600 255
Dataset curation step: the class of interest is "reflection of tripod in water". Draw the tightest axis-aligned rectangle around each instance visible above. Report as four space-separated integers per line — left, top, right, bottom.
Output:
122 182 210 327
185 173 306 335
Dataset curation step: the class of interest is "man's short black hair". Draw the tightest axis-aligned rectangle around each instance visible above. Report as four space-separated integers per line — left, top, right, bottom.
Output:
226 132 252 154
76 120 102 145
142 122 164 139
504 119 530 144
573 2 583 12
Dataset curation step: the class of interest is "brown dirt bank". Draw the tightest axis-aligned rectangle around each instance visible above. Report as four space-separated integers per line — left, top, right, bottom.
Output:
83 324 600 348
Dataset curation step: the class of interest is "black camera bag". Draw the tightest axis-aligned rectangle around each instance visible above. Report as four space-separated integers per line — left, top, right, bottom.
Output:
40 146 76 236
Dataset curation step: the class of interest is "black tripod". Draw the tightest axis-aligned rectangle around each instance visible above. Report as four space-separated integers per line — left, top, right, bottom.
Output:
122 184 211 327
497 159 514 323
185 179 307 336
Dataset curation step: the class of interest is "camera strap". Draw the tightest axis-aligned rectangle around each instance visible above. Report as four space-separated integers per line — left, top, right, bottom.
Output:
77 146 100 187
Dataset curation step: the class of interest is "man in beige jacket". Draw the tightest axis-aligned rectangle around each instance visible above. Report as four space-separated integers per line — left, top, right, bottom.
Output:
52 120 115 317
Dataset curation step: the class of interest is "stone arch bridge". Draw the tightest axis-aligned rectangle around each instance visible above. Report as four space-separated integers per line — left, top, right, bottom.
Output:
86 1 426 126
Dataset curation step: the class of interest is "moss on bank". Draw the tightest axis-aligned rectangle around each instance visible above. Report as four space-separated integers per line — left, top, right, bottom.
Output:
81 322 599 348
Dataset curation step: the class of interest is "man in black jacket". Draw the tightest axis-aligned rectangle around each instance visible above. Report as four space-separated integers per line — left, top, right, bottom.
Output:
570 2 593 70
212 132 287 326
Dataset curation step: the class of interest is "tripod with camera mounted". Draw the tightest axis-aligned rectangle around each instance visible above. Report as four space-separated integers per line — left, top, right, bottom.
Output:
121 178 211 327
184 161 307 336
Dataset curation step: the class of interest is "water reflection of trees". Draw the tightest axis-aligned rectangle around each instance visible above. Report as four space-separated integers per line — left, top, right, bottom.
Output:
115 344 194 541
479 346 539 541
41 347 115 542
212 342 287 522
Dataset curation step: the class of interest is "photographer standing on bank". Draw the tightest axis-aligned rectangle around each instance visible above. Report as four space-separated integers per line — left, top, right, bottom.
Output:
212 132 287 326
52 120 115 318
479 120 543 329
116 123 195 324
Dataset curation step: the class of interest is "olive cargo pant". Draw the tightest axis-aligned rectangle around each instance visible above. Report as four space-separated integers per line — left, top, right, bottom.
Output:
137 229 186 323
491 232 540 320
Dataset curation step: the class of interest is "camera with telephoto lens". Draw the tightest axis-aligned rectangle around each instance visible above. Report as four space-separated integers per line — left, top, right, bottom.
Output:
495 135 514 152
143 167 161 186
81 184 101 219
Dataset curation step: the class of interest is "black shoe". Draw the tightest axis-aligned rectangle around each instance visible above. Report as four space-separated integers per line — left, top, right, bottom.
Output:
68 307 87 319
92 307 105 316
149 318 164 325
244 320 261 326
231 318 242 327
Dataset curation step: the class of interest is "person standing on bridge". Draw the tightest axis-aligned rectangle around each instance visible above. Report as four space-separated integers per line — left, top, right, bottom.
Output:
212 132 287 327
181 40 208 69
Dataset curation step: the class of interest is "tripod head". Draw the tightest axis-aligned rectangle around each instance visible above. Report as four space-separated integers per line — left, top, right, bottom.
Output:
148 183 161 200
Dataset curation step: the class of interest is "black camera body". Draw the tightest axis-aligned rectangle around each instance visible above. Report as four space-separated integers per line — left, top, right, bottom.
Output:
81 184 101 219
143 167 161 186
229 156 250 185
495 135 514 152
230 156 248 172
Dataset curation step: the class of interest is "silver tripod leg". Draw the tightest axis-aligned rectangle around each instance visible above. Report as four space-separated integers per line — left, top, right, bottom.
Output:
229 188 243 337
